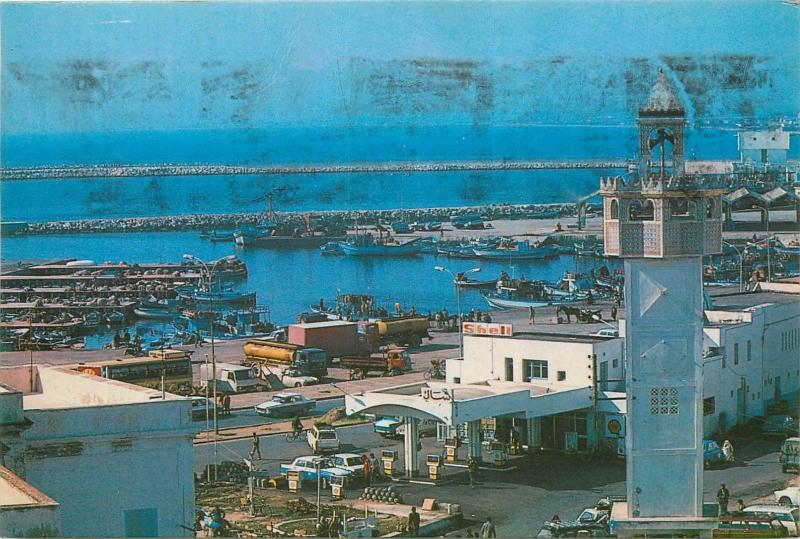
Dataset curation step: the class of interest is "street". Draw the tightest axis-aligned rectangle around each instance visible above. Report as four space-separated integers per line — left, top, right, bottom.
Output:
194 426 792 537
192 397 345 430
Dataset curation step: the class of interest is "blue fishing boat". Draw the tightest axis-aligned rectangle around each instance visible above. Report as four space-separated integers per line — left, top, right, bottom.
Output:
320 241 344 255
339 234 422 257
473 240 556 260
177 286 257 307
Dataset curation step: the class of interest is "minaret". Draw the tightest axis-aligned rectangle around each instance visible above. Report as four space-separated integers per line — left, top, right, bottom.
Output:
600 73 723 523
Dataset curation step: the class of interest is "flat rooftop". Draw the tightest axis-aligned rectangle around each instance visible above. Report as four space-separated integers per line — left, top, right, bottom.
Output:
709 290 800 311
0 365 182 410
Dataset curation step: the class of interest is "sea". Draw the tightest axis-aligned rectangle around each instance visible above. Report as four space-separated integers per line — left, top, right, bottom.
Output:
1 126 796 344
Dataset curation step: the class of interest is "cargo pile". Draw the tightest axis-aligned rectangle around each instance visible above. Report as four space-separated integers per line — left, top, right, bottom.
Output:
358 485 402 504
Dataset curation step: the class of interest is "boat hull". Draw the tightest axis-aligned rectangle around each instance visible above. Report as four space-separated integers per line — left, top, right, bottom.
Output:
134 308 175 320
235 233 343 249
482 294 551 309
473 248 549 260
340 243 421 256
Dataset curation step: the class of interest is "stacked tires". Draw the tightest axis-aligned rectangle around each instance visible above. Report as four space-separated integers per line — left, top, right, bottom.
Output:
358 485 402 504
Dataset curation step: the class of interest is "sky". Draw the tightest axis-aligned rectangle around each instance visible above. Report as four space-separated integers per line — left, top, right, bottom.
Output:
1 0 798 135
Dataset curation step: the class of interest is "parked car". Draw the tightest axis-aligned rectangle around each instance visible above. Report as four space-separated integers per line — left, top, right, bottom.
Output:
254 393 316 417
396 419 439 438
279 456 351 487
190 396 217 420
374 417 403 438
762 415 799 437
703 439 725 468
780 437 800 473
742 505 800 536
281 368 319 388
775 486 800 506
595 328 619 338
329 453 366 479
307 424 341 454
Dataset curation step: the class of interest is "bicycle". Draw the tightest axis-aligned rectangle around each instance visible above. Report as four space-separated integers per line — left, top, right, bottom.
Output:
285 429 304 442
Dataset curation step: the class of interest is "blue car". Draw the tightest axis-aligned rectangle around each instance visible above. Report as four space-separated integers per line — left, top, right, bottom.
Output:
279 456 351 487
703 439 724 468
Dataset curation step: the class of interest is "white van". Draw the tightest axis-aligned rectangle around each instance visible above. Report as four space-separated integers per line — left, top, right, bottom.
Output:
780 437 800 473
198 362 262 393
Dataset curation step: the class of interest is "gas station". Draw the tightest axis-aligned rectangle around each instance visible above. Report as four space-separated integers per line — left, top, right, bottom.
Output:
344 379 623 481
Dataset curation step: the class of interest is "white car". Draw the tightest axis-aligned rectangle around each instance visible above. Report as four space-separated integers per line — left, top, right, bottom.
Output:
307 425 341 454
329 453 366 479
254 393 316 417
279 456 351 487
775 486 800 506
281 369 319 388
595 328 619 337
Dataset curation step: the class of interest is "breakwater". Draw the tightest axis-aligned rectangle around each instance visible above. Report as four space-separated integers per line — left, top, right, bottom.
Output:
12 202 584 236
0 159 630 181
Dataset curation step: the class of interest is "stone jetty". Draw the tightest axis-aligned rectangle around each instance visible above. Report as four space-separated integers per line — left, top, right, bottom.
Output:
0 159 629 181
12 202 586 236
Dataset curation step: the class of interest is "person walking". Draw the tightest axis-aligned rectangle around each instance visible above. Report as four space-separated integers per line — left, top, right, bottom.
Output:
480 517 496 538
370 453 380 481
467 456 479 488
249 432 262 461
717 483 730 516
528 306 535 325
611 305 618 321
407 506 421 537
224 394 231 416
722 440 735 463
363 454 372 487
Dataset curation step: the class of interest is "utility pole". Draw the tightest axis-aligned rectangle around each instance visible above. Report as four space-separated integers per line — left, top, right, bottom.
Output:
29 318 34 392
315 460 322 523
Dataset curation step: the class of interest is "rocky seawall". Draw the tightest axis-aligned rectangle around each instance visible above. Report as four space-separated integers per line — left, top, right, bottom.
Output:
9 202 585 236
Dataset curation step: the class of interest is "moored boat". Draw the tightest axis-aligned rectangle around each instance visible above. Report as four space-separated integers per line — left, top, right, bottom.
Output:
482 291 551 309
339 234 422 257
473 240 556 260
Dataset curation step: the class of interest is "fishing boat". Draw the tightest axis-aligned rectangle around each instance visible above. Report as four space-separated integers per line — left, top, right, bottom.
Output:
81 311 101 332
209 230 236 243
454 276 497 289
320 241 344 255
482 291 551 309
105 311 125 325
178 287 257 307
134 300 177 320
339 234 422 257
473 240 556 260
234 224 343 249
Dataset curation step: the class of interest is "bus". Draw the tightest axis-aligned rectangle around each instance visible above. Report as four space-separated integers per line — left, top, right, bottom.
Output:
74 350 193 394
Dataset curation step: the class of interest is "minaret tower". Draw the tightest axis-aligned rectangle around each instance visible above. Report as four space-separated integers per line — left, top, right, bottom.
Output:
600 71 723 525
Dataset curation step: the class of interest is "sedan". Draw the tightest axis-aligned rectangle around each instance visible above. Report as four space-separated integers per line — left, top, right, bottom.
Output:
281 369 319 388
279 456 352 487
254 393 316 417
329 453 366 478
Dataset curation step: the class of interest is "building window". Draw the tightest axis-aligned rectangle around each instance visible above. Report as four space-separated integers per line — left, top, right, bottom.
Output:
706 198 715 218
610 199 619 220
650 386 679 415
703 397 715 416
612 358 619 369
453 377 461 384
747 340 751 361
505 357 514 382
557 371 566 381
523 360 548 381
734 343 739 365
730 389 734 398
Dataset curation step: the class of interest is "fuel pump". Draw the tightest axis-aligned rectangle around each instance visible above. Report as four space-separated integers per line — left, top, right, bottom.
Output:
444 436 459 463
287 469 302 493
381 449 398 477
329 474 345 500
426 454 442 480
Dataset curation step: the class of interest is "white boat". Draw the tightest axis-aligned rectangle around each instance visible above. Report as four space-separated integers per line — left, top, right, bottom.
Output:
482 293 551 309
473 241 555 260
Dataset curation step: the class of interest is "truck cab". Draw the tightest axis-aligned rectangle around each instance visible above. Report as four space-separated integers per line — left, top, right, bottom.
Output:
384 348 411 374
201 362 262 393
294 348 328 377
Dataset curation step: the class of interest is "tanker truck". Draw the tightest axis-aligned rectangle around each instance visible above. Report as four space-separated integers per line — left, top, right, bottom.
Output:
362 316 431 350
242 340 328 378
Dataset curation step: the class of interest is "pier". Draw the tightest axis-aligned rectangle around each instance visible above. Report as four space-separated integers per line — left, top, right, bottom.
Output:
0 159 631 181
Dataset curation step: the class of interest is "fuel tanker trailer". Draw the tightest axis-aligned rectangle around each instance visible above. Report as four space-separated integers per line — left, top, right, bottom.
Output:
242 340 328 377
362 316 431 350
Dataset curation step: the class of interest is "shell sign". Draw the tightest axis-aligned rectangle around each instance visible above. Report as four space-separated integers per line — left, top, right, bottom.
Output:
462 322 513 336
604 414 626 438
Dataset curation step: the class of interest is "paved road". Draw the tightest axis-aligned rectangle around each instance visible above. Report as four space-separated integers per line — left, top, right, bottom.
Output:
192 397 344 431
195 430 792 537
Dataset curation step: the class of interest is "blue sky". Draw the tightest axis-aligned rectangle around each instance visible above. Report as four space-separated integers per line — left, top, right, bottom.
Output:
2 1 798 134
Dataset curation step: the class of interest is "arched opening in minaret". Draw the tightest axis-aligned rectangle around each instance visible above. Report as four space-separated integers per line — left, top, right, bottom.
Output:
706 199 715 218
610 199 619 220
648 127 675 176
670 198 694 218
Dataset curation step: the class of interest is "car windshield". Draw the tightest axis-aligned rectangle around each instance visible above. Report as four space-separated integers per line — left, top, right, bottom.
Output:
319 431 337 440
273 396 289 403
346 457 363 466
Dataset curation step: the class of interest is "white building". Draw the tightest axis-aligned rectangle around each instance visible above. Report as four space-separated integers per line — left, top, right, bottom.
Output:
0 365 197 538
738 128 790 165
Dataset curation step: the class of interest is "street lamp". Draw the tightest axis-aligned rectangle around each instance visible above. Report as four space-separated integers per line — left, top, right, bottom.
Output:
722 241 744 292
183 254 224 437
435 265 480 358
591 313 619 332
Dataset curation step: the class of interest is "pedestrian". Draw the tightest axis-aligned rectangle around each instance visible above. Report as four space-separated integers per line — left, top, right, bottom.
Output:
363 454 372 486
722 440 735 463
249 432 262 460
407 506 421 537
370 453 380 480
467 456 479 488
224 394 231 416
611 305 618 321
717 483 730 516
528 306 535 325
480 517 496 538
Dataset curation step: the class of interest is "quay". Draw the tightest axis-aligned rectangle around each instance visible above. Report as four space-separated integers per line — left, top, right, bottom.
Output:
0 158 631 181
0 286 178 301
0 301 136 314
